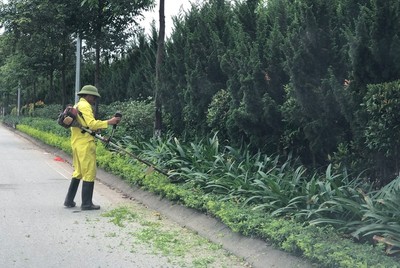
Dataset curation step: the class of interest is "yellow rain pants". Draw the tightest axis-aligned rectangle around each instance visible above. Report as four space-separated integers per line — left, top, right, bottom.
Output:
71 98 108 182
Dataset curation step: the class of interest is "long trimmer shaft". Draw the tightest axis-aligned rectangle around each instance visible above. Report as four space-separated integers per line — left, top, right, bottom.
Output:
80 127 169 177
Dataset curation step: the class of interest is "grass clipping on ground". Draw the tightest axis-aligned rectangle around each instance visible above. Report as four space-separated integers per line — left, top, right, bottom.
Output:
101 205 250 268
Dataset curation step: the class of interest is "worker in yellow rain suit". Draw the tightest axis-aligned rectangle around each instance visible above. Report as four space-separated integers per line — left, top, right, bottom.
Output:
64 85 121 210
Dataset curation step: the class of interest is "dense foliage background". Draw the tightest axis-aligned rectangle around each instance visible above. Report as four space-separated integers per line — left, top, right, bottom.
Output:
2 0 400 185
2 0 400 264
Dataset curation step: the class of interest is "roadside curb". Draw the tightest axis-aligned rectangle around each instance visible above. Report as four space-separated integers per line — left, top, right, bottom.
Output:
9 125 313 268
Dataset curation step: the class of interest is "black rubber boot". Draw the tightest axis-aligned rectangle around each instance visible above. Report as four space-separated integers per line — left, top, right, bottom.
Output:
64 178 80 208
81 181 100 210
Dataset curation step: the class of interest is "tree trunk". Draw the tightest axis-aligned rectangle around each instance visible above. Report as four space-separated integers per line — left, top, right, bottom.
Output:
95 42 101 88
49 70 54 103
154 0 165 137
61 47 67 107
33 80 36 102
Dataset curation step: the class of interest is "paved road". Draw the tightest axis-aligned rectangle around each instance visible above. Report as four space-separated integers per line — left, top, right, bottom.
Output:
0 125 186 267
0 124 313 268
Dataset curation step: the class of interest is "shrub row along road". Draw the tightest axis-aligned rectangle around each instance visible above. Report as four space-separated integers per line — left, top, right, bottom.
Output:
0 124 312 268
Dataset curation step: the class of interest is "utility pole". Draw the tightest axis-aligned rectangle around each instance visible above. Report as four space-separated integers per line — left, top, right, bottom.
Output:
75 34 82 104
17 82 21 117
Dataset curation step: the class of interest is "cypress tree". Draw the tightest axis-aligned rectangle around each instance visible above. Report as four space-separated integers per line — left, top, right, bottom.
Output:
163 0 233 137
282 0 351 166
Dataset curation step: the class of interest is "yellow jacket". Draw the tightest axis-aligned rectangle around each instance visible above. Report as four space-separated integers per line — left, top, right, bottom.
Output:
70 98 108 182
71 98 108 145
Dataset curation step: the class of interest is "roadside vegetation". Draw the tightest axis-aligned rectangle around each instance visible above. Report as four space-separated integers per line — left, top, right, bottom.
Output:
3 113 399 268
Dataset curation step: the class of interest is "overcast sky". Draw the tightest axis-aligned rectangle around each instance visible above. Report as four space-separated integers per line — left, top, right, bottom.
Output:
141 0 192 37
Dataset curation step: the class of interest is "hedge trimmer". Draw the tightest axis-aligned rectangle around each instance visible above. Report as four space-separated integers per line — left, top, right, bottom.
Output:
80 112 169 177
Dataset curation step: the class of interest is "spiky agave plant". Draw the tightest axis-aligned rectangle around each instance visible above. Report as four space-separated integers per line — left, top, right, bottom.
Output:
352 177 400 253
305 168 368 219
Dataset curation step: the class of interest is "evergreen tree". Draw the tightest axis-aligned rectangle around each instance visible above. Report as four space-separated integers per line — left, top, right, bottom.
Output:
163 0 232 137
282 0 351 166
220 0 287 152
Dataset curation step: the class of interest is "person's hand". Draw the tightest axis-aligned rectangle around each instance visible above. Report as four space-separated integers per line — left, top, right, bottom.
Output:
107 116 121 125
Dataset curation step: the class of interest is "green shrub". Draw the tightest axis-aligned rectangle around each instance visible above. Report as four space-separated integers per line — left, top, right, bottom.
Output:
34 103 63 120
16 124 72 154
2 115 20 127
363 80 400 184
19 117 70 137
100 99 155 141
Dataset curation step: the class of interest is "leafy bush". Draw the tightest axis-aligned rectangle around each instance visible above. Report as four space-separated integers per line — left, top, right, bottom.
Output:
100 99 155 141
364 81 400 157
1 115 20 128
34 103 63 120
16 124 72 154
19 117 70 137
363 80 400 184
20 103 35 116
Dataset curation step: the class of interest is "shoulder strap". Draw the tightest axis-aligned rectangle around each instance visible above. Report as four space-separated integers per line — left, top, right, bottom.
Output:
76 103 90 129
